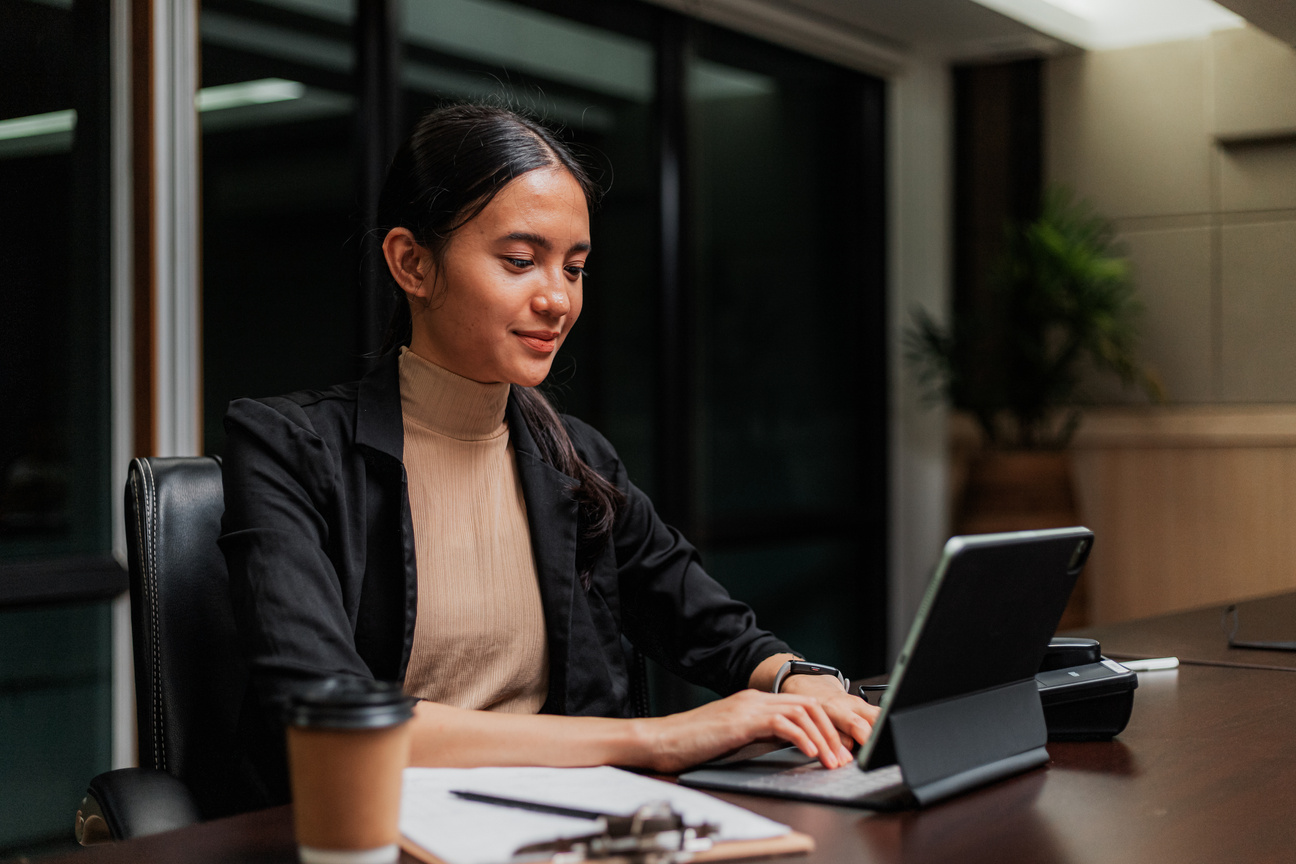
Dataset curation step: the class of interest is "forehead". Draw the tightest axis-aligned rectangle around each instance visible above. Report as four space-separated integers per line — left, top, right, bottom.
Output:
473 167 590 238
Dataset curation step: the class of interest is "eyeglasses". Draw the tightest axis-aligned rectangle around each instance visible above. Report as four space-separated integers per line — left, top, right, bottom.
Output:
1221 604 1296 652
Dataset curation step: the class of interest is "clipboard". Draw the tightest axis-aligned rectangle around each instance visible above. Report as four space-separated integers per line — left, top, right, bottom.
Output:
397 766 815 864
400 827 815 864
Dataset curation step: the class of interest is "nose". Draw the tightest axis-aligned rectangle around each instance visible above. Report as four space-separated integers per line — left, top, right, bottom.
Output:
531 283 570 318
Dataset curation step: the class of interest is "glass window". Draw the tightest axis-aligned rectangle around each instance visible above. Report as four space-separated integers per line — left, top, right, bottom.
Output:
686 27 888 678
0 603 112 852
0 0 114 854
201 0 359 455
0 0 112 560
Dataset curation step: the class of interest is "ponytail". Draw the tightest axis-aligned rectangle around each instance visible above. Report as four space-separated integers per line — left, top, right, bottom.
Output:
512 386 625 588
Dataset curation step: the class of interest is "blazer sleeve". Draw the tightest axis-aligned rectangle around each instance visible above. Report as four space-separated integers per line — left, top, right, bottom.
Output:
566 418 793 696
219 397 376 714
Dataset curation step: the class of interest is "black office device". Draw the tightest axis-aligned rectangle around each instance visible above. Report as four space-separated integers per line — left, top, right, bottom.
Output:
679 527 1094 809
855 637 1139 741
1036 638 1137 740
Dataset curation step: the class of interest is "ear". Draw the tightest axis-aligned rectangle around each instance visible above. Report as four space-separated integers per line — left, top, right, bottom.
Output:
382 227 435 301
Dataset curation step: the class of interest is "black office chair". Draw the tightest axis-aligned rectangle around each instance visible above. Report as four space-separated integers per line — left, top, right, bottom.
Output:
76 455 656 844
76 456 251 843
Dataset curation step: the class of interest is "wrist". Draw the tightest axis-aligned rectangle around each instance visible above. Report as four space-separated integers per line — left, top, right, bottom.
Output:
750 652 800 691
619 717 662 771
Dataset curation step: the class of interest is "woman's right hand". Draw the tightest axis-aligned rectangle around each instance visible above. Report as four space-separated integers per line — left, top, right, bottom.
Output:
637 689 857 774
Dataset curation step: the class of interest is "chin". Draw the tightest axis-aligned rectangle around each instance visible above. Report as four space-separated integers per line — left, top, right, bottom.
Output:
508 365 555 389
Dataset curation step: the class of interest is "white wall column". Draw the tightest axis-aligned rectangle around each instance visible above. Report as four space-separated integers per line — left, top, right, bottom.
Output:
109 0 134 772
152 0 202 458
887 55 953 660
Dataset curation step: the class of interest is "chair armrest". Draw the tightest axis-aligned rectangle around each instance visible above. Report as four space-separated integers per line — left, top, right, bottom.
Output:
76 768 202 843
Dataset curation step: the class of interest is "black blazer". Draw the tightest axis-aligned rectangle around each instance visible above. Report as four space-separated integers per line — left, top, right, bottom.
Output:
219 353 790 799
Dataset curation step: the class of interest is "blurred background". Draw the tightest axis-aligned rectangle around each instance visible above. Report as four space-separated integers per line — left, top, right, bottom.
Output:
2 0 1294 855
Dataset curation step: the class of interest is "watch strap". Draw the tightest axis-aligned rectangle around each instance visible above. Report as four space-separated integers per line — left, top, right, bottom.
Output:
772 660 848 693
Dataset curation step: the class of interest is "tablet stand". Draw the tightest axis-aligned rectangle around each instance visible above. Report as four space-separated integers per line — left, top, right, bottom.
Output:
875 679 1049 807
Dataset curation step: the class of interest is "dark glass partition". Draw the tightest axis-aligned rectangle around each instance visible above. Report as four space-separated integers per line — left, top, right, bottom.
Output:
686 26 888 680
200 0 360 455
0 0 114 854
0 0 111 560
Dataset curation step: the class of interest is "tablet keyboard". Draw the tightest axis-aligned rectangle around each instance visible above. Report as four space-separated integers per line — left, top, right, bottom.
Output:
736 762 905 800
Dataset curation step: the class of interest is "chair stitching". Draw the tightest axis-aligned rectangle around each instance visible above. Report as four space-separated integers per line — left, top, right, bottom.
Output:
142 459 166 773
129 467 154 771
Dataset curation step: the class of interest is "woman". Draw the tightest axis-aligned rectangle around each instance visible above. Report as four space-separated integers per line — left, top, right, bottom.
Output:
220 104 877 803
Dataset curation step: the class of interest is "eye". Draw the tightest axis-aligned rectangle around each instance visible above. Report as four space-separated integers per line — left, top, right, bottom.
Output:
504 256 533 270
565 264 587 279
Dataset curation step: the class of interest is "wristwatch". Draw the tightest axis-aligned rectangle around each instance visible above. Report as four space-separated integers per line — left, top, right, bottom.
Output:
772 660 849 693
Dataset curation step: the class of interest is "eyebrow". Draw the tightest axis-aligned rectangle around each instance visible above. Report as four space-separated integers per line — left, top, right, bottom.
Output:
502 232 591 254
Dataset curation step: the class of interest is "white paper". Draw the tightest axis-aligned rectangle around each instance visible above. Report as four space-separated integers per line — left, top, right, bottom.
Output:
400 765 791 864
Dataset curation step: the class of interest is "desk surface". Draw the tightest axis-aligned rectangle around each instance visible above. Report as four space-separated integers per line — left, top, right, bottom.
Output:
37 608 1296 864
1072 590 1296 671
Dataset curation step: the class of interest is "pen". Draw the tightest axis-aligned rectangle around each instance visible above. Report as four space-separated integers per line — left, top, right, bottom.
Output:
449 790 613 820
1117 657 1178 671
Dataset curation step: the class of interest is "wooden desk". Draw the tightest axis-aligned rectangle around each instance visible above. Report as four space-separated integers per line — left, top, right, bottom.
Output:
1072 590 1296 671
35 616 1296 864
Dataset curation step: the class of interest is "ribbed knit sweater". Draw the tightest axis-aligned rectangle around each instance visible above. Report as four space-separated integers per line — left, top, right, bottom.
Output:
398 347 549 713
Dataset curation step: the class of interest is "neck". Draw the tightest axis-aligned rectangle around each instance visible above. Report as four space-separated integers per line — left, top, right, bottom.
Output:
398 347 509 440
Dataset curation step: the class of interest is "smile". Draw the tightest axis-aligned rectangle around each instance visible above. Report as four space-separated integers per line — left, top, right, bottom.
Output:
514 330 559 353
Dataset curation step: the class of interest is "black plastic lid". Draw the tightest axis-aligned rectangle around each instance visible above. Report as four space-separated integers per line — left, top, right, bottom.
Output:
285 677 417 730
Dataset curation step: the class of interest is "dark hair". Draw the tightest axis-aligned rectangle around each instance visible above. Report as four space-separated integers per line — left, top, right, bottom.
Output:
376 104 621 586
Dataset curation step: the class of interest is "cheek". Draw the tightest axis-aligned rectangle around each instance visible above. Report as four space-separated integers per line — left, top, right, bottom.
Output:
441 286 495 343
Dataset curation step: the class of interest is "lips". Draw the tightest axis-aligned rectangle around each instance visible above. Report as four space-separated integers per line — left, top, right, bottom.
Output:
514 330 560 353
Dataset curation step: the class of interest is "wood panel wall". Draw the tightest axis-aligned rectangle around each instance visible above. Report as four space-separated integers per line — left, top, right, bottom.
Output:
1069 406 1296 623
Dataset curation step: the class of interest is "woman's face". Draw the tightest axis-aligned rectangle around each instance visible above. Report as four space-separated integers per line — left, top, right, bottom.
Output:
409 166 590 387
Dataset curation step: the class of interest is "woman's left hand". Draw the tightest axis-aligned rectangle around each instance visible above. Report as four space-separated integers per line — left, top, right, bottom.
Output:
777 674 880 750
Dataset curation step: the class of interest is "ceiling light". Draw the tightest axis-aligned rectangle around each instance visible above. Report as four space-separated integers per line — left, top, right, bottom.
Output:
0 109 76 141
975 0 1244 50
196 78 305 112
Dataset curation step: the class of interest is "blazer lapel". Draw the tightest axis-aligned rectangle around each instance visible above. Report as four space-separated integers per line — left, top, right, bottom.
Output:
354 353 420 679
507 393 579 715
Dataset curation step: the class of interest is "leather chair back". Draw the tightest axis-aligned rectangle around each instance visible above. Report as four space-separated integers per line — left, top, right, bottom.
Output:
124 456 250 819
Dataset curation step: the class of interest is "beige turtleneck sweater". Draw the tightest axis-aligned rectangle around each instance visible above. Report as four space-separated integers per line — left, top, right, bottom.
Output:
398 348 549 713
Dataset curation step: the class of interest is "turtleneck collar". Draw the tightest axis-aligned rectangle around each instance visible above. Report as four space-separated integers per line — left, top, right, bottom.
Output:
398 347 510 441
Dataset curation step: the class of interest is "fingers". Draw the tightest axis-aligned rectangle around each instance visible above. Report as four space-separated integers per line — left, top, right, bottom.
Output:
769 714 825 763
761 695 853 768
818 693 880 748
799 698 848 768
649 690 876 773
804 698 855 766
776 675 879 749
839 706 876 747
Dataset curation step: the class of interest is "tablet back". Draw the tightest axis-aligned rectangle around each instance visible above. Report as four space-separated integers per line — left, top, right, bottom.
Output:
858 527 1094 793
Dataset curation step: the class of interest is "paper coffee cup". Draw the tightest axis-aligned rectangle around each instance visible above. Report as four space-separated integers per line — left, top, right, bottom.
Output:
286 678 417 864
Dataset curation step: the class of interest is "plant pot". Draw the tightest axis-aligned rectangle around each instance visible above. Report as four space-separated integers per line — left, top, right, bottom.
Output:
953 449 1088 630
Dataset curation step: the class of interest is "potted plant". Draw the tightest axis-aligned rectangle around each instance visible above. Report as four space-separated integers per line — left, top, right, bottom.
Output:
906 187 1162 625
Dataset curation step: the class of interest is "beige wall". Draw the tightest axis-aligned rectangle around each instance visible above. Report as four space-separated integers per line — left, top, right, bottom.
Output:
1047 25 1296 405
1045 27 1296 623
